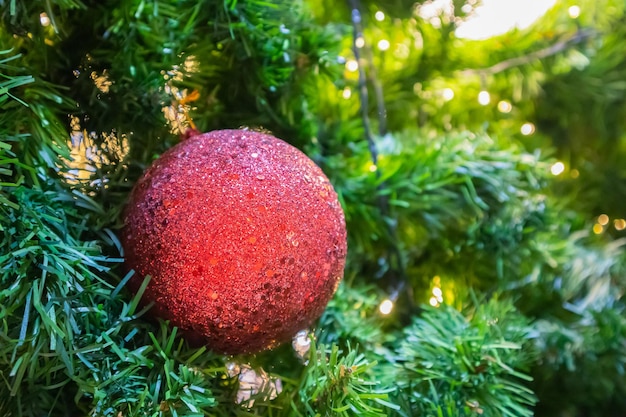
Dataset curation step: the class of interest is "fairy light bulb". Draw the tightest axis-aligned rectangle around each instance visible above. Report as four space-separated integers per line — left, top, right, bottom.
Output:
497 100 512 113
520 123 535 135
342 87 352 99
377 39 390 51
442 88 455 101
375 11 385 21
40 12 51 26
345 60 359 72
379 299 393 315
551 161 565 176
598 214 609 226
478 90 491 105
355 36 365 48
568 5 581 19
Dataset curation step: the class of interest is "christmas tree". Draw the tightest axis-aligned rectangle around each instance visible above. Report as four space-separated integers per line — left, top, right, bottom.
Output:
2 0 626 416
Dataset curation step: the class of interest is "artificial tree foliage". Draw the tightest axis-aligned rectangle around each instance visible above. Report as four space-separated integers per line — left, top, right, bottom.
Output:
2 0 626 416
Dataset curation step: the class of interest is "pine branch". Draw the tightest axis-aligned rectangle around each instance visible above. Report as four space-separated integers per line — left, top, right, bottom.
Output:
297 340 399 416
458 29 595 77
0 50 34 107
393 300 536 417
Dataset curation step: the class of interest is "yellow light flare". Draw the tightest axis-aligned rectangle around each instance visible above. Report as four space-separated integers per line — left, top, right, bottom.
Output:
497 100 512 113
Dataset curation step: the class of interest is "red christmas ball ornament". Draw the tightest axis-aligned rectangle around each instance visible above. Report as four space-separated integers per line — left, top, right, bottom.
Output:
122 129 347 354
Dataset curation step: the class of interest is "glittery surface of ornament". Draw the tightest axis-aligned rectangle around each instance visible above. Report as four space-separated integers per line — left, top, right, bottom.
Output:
123 129 347 354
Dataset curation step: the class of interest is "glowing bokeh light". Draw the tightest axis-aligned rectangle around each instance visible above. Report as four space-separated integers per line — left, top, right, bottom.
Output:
346 60 359 72
551 162 565 176
379 299 393 315
442 88 455 101
520 122 535 135
568 5 581 19
478 90 491 105
40 12 51 26
377 39 390 51
498 100 512 113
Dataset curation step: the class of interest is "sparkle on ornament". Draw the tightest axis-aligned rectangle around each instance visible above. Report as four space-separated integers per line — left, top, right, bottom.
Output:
498 100 512 113
379 299 393 315
375 11 385 21
342 87 352 99
614 219 626 231
442 88 455 101
377 39 390 51
478 90 491 105
593 224 604 235
40 12 51 26
520 122 535 135
598 214 609 226
355 36 365 48
568 5 581 19
551 161 565 176
346 59 359 72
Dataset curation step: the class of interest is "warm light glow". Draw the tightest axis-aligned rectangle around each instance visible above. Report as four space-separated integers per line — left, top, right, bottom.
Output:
345 60 359 72
377 39 390 51
568 5 581 19
455 0 558 40
614 219 626 231
355 36 365 48
593 224 604 235
570 169 580 179
342 87 352 99
598 214 609 226
429 297 439 307
375 11 385 21
551 162 565 176
478 90 491 105
368 164 378 172
498 100 512 113
432 287 442 298
520 122 535 135
40 12 51 27
442 88 455 101
379 299 393 315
